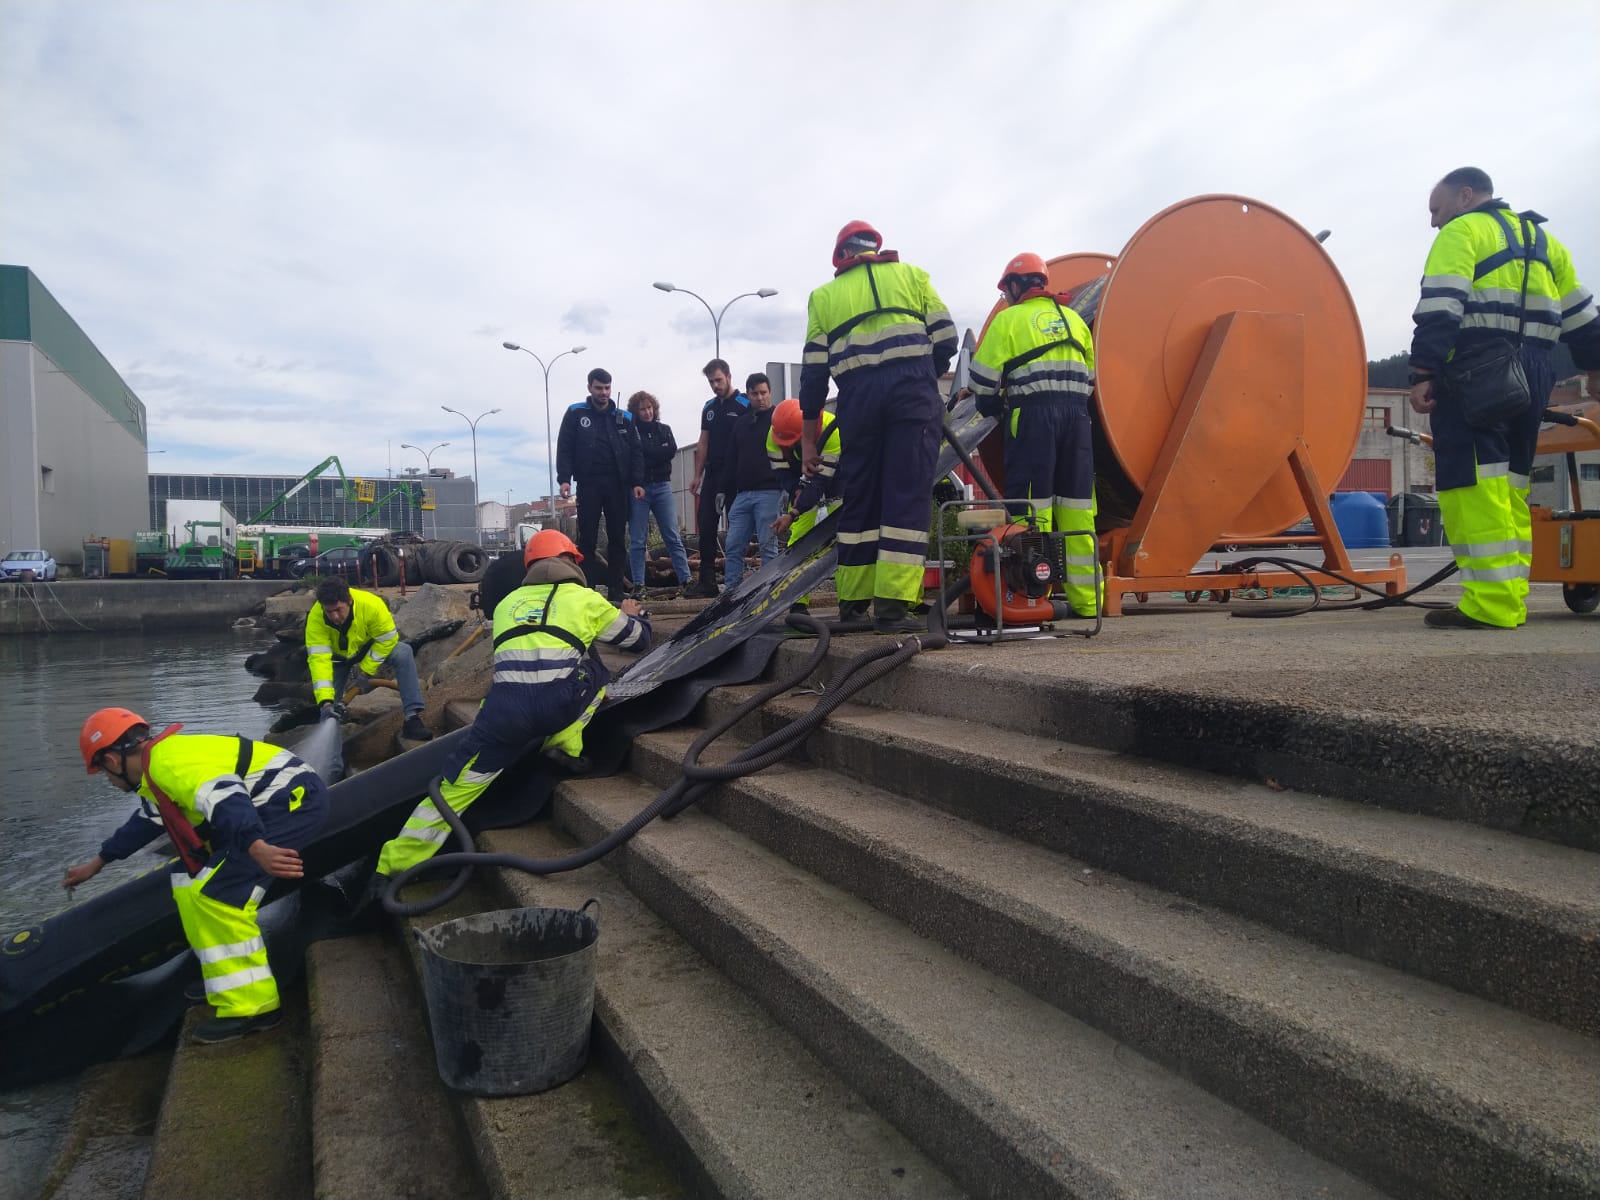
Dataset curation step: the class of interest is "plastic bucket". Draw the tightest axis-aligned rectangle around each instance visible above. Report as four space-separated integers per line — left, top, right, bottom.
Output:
415 900 599 1096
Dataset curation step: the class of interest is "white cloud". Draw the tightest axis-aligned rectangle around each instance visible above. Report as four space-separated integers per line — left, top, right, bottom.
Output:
3 0 1597 507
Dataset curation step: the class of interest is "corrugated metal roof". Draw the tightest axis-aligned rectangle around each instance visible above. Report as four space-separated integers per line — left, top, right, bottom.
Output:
1337 458 1391 493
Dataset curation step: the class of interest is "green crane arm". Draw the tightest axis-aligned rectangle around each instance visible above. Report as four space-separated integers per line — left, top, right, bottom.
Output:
245 456 352 524
351 482 425 527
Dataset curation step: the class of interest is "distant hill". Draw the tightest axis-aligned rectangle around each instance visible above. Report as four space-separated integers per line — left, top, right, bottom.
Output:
1369 343 1578 387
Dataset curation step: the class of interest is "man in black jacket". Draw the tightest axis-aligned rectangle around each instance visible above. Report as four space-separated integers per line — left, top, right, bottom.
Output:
557 367 644 597
720 373 782 590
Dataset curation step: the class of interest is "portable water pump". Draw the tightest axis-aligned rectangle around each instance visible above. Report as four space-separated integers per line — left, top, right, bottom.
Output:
968 522 1076 625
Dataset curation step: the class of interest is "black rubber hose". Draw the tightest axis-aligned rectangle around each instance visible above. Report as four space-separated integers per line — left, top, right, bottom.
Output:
380 612 932 917
1215 555 1459 618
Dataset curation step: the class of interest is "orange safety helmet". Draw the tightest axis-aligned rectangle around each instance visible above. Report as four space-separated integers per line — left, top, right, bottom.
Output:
832 220 882 269
523 528 583 566
81 707 150 774
997 252 1048 290
771 398 804 447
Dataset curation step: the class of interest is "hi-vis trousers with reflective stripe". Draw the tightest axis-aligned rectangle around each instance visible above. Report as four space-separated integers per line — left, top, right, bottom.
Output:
1431 344 1554 627
1005 397 1100 616
174 775 328 1018
833 360 943 604
377 670 601 877
787 498 838 606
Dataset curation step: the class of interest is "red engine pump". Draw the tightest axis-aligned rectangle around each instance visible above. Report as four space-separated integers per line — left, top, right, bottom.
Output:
968 523 1074 624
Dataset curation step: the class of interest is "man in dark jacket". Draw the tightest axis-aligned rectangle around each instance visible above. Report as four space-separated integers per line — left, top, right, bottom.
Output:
684 359 749 597
557 367 644 597
720 373 781 589
626 390 691 597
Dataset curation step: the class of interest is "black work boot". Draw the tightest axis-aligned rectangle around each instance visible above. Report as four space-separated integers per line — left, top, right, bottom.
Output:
872 598 925 634
401 716 434 742
1423 607 1508 630
837 599 872 623
191 1009 283 1045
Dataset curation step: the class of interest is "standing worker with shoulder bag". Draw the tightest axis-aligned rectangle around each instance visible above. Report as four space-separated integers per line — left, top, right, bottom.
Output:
1406 166 1600 630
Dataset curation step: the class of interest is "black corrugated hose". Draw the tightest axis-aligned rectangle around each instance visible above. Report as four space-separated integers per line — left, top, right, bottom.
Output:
1213 555 1460 618
380 611 937 917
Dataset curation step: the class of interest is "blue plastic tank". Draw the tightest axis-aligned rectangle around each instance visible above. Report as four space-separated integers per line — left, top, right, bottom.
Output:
1330 491 1391 549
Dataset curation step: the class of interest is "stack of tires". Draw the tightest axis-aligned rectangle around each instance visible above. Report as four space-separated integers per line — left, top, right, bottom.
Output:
358 540 488 587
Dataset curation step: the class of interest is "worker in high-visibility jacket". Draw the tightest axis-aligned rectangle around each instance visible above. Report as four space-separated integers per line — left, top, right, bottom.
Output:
1407 167 1600 629
374 530 650 879
767 397 844 614
305 576 432 778
800 221 958 633
970 252 1101 617
65 709 329 1044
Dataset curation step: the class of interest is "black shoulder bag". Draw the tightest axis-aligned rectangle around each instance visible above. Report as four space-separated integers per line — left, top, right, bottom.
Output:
1442 212 1538 430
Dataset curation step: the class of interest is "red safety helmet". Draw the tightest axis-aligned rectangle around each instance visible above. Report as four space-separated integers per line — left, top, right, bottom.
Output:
832 220 882 269
523 528 583 566
771 398 804 448
997 252 1049 290
81 707 150 774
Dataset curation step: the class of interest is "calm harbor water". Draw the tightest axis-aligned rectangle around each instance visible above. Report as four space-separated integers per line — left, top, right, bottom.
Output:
0 626 278 932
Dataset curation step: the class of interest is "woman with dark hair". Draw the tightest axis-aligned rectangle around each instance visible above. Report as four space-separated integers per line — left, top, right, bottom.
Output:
626 391 691 597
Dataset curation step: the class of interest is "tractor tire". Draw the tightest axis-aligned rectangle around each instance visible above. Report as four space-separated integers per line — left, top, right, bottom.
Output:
359 544 402 588
439 541 488 584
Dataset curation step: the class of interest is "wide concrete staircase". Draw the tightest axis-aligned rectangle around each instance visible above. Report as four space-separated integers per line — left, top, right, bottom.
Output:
32 628 1598 1199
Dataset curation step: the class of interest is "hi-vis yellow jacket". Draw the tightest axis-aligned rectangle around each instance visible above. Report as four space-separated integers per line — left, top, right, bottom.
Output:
799 258 957 418
1410 201 1600 374
305 587 400 704
971 295 1096 419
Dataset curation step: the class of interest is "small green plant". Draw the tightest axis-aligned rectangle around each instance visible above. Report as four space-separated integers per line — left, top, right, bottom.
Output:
928 505 973 573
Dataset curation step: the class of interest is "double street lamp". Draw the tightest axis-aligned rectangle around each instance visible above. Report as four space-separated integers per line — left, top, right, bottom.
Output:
651 282 777 360
502 342 585 527
440 407 500 545
400 441 449 538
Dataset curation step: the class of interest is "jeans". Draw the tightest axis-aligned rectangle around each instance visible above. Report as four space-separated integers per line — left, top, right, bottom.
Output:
723 489 782 589
629 481 691 585
330 640 424 779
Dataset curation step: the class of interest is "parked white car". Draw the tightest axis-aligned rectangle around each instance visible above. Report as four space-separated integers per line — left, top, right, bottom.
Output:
0 549 59 581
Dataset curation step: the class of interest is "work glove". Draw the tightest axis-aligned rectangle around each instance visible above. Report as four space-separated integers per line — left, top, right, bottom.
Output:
319 701 340 722
715 493 727 517
350 672 376 695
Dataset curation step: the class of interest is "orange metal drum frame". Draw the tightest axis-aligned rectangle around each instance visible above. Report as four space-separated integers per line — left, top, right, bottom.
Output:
1013 196 1408 614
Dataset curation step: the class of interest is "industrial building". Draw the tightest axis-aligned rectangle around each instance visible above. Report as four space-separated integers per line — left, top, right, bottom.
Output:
148 466 479 544
1 266 148 566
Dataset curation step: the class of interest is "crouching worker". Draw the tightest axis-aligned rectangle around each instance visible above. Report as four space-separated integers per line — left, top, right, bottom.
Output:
305 576 433 781
64 709 329 1044
374 530 650 880
768 397 843 615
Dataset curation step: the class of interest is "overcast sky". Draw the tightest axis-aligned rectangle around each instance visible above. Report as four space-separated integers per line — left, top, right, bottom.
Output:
4 0 1597 508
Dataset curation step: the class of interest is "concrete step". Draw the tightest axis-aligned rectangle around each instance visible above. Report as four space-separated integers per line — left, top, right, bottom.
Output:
305 932 485 1200
28 1050 167 1200
551 773 1388 1200
455 826 964 1200
696 685 1600 1035
762 636 1600 850
141 995 312 1200
626 723 1600 1200
391 879 688 1200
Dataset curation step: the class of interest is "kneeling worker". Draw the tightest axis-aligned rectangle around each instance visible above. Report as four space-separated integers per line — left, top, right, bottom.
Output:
65 709 329 1043
374 530 650 880
306 576 432 779
970 252 1100 617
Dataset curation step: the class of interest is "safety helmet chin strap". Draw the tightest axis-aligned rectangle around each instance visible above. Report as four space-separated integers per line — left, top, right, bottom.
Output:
103 736 147 789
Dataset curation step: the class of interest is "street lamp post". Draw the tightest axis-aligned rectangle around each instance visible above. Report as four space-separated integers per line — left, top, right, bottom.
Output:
400 441 450 539
440 407 500 545
502 342 585 528
651 282 778 361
